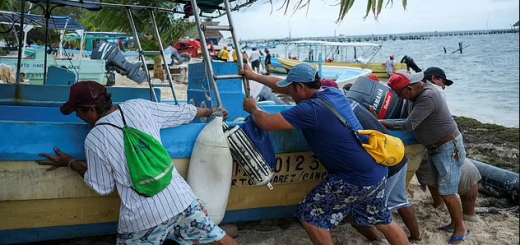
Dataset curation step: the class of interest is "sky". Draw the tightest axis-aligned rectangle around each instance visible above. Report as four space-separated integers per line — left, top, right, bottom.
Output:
214 0 520 40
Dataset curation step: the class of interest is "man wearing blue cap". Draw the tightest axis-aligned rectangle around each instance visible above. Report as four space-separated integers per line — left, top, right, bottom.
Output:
240 64 410 245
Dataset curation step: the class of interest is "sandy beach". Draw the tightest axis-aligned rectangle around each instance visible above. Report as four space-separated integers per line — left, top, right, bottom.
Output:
16 73 519 245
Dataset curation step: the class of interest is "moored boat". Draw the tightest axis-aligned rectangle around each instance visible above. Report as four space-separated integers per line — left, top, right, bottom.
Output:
277 40 408 78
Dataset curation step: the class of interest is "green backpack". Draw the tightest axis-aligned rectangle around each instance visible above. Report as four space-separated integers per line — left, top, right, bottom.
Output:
96 106 174 197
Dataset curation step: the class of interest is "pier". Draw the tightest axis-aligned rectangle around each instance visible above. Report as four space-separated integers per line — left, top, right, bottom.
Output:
240 28 519 46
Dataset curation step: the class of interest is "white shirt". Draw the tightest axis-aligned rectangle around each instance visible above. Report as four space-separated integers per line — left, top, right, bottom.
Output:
84 99 197 233
250 50 261 62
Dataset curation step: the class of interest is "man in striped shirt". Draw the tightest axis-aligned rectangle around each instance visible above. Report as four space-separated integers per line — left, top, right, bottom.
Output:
37 81 239 245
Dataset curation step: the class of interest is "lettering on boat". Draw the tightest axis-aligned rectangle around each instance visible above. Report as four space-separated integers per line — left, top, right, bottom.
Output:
231 152 328 187
372 88 384 110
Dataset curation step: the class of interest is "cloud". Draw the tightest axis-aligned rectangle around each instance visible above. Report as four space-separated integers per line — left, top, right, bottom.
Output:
215 0 519 40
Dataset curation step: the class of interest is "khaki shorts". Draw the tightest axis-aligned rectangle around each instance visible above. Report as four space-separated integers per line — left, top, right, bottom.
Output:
416 157 481 195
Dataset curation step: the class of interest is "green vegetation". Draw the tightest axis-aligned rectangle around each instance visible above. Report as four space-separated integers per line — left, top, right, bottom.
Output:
455 116 519 172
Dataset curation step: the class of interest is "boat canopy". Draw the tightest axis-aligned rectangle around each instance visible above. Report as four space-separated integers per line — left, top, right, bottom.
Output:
0 10 86 30
12 0 255 14
14 0 102 11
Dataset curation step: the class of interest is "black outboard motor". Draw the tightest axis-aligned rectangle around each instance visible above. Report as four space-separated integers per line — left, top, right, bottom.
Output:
91 42 148 84
400 55 422 73
346 76 403 119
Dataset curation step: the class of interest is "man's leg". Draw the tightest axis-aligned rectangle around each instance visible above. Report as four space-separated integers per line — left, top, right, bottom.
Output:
397 207 421 241
300 220 334 245
428 185 447 210
375 221 410 245
386 163 421 241
429 135 468 240
351 225 383 242
166 199 240 245
210 235 239 245
461 184 479 219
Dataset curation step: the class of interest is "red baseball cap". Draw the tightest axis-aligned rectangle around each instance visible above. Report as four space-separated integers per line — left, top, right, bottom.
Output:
60 81 109 115
387 70 424 92
320 78 339 88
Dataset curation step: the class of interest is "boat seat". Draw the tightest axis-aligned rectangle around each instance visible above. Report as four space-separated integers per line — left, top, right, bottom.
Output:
0 83 161 107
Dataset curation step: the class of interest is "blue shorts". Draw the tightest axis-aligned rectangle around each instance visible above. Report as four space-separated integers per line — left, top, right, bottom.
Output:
385 162 411 211
296 174 391 230
116 199 226 245
428 134 466 196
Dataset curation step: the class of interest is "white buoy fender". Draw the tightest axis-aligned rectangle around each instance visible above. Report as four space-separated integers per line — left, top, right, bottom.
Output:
187 116 232 225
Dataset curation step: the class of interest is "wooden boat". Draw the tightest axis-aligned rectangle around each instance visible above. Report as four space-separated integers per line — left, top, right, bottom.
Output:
0 1 425 244
0 10 109 85
277 40 407 78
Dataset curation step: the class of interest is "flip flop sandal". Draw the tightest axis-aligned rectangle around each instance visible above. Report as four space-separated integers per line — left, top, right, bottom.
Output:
449 230 471 244
437 224 454 232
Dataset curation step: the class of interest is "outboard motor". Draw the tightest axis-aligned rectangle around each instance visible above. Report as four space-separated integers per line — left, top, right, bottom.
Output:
346 76 403 119
401 55 422 73
91 42 148 84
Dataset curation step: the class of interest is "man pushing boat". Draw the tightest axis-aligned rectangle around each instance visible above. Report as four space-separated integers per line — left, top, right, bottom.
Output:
240 64 410 245
37 81 239 245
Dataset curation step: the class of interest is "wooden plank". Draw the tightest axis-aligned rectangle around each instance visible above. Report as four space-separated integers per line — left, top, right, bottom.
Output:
0 196 121 230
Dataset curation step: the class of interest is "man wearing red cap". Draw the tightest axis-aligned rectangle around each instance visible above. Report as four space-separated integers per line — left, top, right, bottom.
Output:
36 81 239 245
380 70 470 244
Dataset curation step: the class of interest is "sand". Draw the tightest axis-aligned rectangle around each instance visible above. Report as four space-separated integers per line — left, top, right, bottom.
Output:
107 74 520 245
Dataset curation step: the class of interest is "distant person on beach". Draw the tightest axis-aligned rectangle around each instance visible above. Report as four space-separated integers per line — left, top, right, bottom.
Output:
242 50 249 64
240 64 411 245
249 48 261 73
415 67 481 223
385 55 395 76
401 55 422 73
36 81 239 245
166 42 185 66
231 49 238 62
380 70 470 244
264 49 272 75
347 98 422 242
218 46 229 62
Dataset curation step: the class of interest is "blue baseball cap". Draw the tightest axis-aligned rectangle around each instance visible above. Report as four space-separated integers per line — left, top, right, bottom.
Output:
276 64 318 87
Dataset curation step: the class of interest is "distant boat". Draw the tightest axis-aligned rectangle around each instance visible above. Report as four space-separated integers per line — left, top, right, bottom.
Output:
278 40 407 78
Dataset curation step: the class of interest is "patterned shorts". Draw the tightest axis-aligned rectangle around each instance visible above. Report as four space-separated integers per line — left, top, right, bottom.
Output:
296 175 391 230
116 199 226 245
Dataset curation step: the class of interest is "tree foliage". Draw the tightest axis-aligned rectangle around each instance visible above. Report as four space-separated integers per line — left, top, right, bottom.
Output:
81 0 195 48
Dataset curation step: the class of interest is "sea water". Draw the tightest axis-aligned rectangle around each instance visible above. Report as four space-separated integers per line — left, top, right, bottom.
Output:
266 33 520 128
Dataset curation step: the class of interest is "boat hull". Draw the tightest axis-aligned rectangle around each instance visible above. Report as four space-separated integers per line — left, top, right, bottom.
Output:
0 107 423 244
278 57 407 78
0 62 423 244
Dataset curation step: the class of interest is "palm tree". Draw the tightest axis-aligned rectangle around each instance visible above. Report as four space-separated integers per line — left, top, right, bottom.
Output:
81 0 194 49
278 0 408 22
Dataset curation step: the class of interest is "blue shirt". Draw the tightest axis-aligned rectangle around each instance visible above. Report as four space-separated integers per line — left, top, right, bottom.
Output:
281 87 387 186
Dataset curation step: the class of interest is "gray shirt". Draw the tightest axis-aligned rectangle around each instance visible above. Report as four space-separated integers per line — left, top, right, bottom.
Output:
385 82 459 146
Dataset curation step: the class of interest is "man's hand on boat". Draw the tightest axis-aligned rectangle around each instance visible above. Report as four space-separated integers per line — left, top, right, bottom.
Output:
239 64 256 79
243 98 260 114
37 147 73 171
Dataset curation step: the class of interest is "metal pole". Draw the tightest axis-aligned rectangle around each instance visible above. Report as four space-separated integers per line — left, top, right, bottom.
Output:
42 2 50 85
125 8 157 102
15 0 26 84
221 0 250 98
149 9 178 105
189 0 223 107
